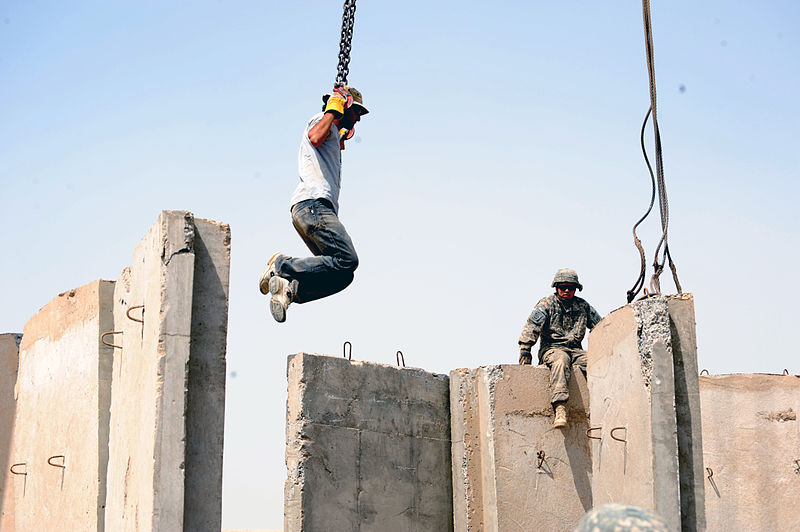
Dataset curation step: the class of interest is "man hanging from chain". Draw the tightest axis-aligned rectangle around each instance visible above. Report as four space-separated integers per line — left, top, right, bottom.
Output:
259 86 369 322
518 269 603 428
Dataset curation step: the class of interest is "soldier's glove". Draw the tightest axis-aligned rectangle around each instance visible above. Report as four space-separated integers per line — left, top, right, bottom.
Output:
324 86 353 119
519 353 533 365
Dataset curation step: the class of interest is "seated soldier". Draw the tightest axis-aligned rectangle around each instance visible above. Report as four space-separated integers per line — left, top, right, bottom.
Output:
518 269 603 428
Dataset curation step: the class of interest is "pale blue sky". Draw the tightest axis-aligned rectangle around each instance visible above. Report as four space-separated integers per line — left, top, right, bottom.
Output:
1 1 798 528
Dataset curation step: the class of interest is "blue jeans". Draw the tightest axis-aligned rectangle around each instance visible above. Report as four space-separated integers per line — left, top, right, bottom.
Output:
274 198 359 304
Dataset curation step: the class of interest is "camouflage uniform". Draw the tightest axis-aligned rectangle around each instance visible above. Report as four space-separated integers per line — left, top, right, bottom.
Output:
518 293 602 404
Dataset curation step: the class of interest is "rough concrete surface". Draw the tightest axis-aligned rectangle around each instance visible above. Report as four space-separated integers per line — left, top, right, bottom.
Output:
285 353 453 532
450 364 592 532
5 281 114 531
587 294 705 532
0 333 21 531
105 211 196 532
184 217 231 532
700 373 800 531
666 295 705 531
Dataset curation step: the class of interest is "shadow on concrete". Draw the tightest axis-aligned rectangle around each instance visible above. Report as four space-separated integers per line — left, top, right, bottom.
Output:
566 374 593 513
184 222 230 532
1 333 22 528
669 311 703 532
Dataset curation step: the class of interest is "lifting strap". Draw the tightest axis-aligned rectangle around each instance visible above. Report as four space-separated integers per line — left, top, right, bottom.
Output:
627 0 683 303
334 0 357 87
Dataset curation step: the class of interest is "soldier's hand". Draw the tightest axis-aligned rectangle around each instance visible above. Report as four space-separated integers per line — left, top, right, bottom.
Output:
324 86 353 118
519 353 533 365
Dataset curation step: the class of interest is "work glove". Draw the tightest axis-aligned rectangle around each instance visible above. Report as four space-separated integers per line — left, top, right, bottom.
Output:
519 353 533 365
324 86 353 118
338 127 354 150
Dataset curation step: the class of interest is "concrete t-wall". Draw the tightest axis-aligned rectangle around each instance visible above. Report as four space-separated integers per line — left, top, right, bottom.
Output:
700 373 800 531
450 365 592 532
6 281 114 531
184 217 231 532
105 211 196 532
0 333 21 531
285 353 453 532
587 294 705 531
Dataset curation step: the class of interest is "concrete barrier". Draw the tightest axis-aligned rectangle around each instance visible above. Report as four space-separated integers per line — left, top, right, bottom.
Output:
285 353 452 532
6 281 114 530
0 333 21 531
700 373 800 531
184 217 231 532
105 211 195 531
105 211 230 532
450 365 592 532
587 294 705 532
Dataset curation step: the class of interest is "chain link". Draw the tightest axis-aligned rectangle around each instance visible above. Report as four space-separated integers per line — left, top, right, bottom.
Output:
335 0 357 87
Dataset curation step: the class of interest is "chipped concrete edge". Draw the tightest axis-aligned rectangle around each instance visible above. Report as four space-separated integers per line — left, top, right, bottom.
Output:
631 296 672 392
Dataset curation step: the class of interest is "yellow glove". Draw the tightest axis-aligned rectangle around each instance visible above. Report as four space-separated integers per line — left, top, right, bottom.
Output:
325 95 346 118
324 86 352 118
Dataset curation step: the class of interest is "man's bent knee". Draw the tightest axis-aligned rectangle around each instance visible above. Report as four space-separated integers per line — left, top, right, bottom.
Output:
335 251 358 272
545 350 570 368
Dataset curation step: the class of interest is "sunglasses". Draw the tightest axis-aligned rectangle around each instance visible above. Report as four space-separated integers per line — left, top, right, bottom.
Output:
556 285 577 291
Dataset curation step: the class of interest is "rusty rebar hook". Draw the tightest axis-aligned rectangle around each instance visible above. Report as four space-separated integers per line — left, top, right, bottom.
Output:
10 463 27 476
536 450 546 469
699 369 709 376
610 427 627 442
343 341 352 361
101 331 122 349
396 350 405 367
783 369 790 376
48 455 66 490
586 427 602 440
47 455 66 469
126 305 144 323
706 467 713 480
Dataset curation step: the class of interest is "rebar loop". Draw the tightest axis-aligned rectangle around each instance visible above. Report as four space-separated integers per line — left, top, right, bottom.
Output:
396 351 405 367
126 305 144 323
343 341 352 360
47 455 66 469
101 331 122 349
586 427 602 440
610 427 627 442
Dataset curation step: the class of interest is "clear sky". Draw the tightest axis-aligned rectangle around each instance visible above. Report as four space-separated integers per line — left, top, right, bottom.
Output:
1 1 798 528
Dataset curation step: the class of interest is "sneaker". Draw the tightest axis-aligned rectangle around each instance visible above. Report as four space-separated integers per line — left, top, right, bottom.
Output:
554 404 568 428
259 252 284 295
269 276 299 323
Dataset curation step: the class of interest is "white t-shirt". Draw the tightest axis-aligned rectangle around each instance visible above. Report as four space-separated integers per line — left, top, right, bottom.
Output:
290 113 342 213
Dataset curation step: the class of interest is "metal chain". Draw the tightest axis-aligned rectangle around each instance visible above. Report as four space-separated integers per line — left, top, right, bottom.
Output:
335 0 357 87
629 0 682 301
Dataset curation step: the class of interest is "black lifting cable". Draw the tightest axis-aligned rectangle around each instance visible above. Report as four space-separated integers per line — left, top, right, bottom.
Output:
334 0 357 88
627 0 683 303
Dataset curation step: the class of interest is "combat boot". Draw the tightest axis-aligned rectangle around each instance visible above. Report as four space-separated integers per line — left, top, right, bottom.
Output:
553 403 567 428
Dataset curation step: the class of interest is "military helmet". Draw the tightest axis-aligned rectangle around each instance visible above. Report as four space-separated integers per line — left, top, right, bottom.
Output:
551 268 583 291
322 85 369 115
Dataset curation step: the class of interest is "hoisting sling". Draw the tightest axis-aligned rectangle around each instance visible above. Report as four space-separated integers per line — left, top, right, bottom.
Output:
627 0 683 303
